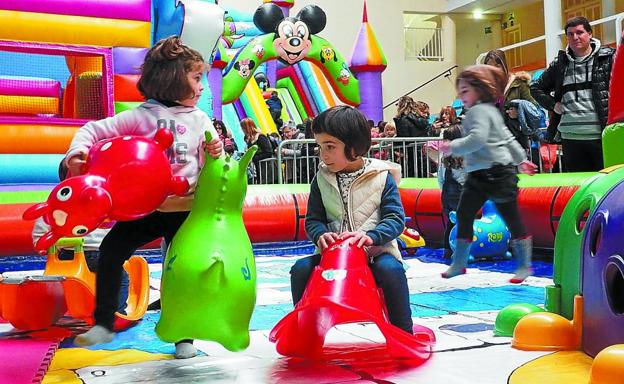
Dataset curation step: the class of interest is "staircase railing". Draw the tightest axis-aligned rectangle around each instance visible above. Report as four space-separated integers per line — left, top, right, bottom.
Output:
382 65 458 110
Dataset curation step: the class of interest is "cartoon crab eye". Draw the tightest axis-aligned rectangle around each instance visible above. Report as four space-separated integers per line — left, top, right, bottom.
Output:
282 24 294 38
56 187 73 202
297 25 307 38
72 225 89 236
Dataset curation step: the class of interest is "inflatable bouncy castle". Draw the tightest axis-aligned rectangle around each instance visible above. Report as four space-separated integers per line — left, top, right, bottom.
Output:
0 0 392 257
214 0 387 145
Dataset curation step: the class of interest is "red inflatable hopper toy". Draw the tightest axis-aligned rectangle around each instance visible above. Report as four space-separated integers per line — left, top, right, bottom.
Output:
269 239 436 361
23 128 189 253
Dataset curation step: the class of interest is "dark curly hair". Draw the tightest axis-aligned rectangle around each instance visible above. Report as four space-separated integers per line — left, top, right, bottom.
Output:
137 36 205 102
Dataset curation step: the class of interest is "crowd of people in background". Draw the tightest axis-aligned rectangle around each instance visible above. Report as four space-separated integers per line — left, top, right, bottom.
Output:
210 16 612 186
207 17 614 273
212 115 318 184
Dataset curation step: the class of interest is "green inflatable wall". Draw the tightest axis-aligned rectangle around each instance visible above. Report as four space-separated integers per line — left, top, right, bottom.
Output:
602 123 624 167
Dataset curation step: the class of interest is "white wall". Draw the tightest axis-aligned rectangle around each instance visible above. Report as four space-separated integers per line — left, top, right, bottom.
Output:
454 16 500 69
217 0 459 121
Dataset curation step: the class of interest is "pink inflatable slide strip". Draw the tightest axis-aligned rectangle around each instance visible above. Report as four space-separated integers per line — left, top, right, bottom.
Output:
0 339 59 384
0 0 151 22
0 76 61 98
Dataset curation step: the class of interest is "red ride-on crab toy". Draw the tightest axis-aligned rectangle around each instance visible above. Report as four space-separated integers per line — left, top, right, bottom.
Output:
269 239 435 361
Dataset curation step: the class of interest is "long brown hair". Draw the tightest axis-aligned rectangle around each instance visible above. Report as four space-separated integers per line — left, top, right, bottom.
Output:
138 36 205 101
414 101 430 119
240 118 262 141
456 65 507 104
395 96 416 118
436 106 458 125
484 49 509 75
442 124 464 169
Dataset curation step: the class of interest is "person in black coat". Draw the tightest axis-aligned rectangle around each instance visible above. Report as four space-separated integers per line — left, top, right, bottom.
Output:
393 96 431 177
241 118 276 183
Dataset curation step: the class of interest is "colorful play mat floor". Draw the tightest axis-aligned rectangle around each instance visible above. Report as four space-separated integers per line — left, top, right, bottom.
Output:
0 244 596 384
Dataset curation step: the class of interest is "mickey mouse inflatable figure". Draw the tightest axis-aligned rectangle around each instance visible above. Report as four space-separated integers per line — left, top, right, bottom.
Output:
253 3 327 65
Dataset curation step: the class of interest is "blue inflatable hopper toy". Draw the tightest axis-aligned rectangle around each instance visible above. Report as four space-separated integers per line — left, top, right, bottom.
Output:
449 200 512 262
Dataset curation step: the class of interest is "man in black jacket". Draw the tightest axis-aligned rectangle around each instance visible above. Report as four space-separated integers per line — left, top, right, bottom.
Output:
531 16 614 172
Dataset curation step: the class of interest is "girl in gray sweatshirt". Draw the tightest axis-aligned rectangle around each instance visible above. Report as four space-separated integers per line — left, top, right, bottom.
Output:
438 65 537 283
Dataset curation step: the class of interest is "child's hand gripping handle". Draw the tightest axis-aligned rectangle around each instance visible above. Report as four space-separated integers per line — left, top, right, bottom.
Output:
66 153 87 177
203 131 224 159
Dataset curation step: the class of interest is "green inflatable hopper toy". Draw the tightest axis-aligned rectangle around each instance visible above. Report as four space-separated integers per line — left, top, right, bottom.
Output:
156 133 258 352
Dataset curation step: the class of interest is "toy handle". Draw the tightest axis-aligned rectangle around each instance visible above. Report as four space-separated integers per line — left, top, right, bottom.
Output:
49 237 85 254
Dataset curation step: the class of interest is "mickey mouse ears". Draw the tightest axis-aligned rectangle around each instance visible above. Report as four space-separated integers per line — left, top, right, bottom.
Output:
253 3 326 35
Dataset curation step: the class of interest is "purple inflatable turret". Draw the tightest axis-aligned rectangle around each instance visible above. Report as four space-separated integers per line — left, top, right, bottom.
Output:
349 1 387 123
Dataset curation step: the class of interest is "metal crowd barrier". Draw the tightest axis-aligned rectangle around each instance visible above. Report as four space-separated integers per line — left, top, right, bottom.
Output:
248 135 565 185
